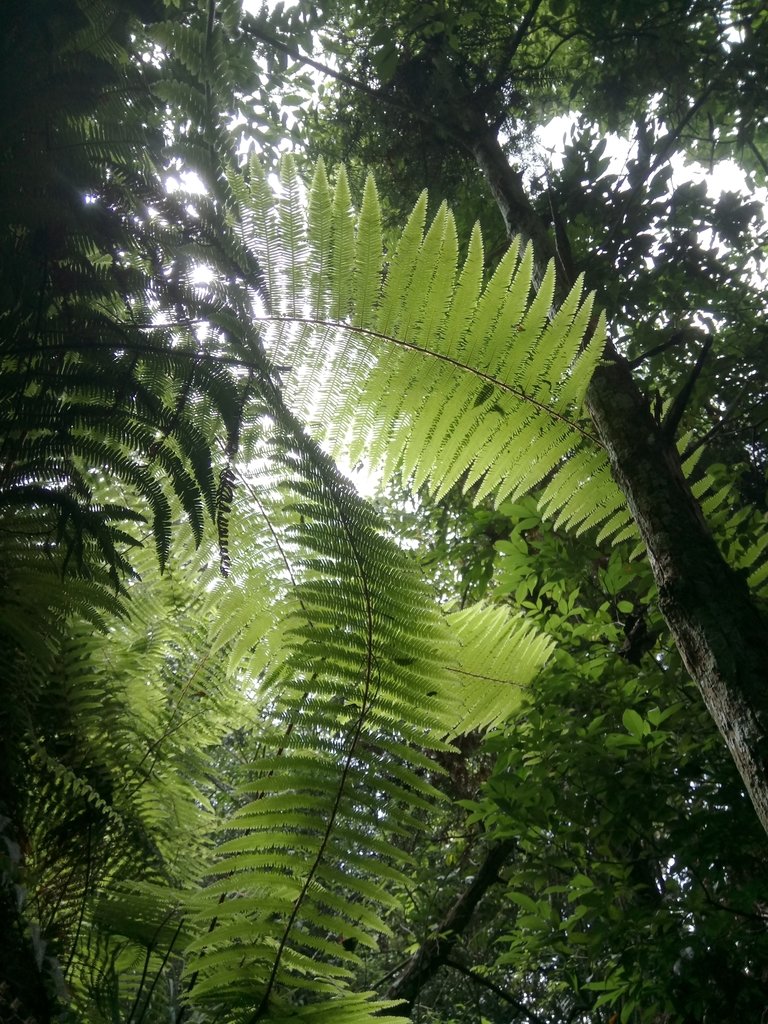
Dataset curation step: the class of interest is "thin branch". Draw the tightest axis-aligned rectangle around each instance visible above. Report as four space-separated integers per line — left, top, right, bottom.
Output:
605 83 719 256
444 958 546 1024
134 918 185 1024
241 15 471 147
698 879 768 925
127 909 177 1024
175 894 226 1024
243 17 384 102
661 334 712 440
626 330 688 369
747 138 768 178
486 0 545 94
385 838 516 1014
680 383 750 461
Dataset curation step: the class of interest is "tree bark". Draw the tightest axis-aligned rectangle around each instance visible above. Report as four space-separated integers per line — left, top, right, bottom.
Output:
587 357 768 831
468 125 768 835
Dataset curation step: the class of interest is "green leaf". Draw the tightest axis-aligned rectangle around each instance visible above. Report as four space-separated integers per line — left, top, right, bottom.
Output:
622 708 647 739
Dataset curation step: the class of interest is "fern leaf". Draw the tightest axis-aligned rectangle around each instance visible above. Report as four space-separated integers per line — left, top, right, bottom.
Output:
278 154 307 317
353 173 384 330
444 603 556 735
307 158 334 318
240 161 616 545
375 190 429 337
330 165 356 322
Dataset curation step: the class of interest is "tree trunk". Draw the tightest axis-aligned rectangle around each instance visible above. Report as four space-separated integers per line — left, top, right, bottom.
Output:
587 356 768 831
468 125 768 836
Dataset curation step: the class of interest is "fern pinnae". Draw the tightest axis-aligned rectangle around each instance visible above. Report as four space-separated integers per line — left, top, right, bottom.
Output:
530 272 587 387
398 366 457 487
395 201 452 340
749 557 768 593
471 414 570 505
595 503 636 545
192 424 452 1016
442 603 554 735
742 530 768 575
480 249 538 382
367 345 440 481
307 158 334 320
250 696 377 1019
439 221 485 352
277 155 308 319
424 377 494 500
330 166 356 322
456 398 532 496
535 452 599 530
411 370 494 492
511 258 558 394
503 423 578 505
374 190 429 338
460 235 523 370
555 309 607 410
573 484 631 538
390 209 459 416
242 155 282 319
555 455 626 536
466 410 543 504
353 173 384 330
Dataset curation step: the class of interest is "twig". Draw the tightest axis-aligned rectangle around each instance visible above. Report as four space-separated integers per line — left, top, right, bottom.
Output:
444 958 546 1024
661 335 712 440
486 0 545 95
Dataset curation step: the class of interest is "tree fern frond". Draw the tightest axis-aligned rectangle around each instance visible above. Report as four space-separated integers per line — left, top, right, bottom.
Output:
462 236 527 372
149 21 208 82
307 158 335 319
444 603 556 735
172 402 555 1017
278 154 309 318
375 190 430 338
353 173 384 330
330 165 356 323
239 161 620 544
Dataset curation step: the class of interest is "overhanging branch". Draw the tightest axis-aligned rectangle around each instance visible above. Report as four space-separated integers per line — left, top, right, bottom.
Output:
384 837 516 1014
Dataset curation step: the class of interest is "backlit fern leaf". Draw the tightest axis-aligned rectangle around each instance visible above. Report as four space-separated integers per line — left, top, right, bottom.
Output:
173 406 554 1018
240 157 618 541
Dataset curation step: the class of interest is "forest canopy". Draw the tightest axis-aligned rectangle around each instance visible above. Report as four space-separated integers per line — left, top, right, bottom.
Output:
1 1 767 1022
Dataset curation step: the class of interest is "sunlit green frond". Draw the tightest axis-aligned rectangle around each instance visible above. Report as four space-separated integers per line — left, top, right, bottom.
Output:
444 603 556 736
308 159 335 318
353 173 385 329
170 405 555 1018
278 154 308 317
239 161 624 542
330 165 356 322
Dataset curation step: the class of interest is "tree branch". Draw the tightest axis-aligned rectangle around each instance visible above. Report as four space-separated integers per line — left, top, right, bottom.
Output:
626 329 688 369
661 334 712 440
444 958 545 1024
242 17 377 97
385 838 516 1014
486 0 545 95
